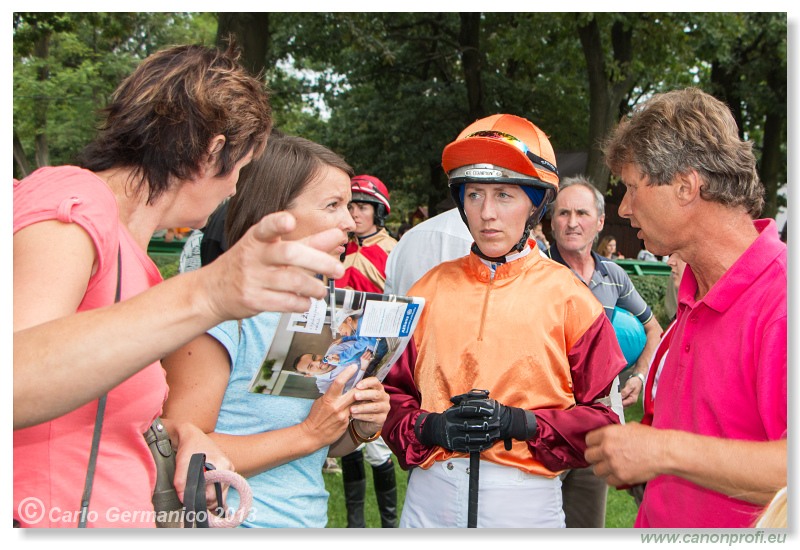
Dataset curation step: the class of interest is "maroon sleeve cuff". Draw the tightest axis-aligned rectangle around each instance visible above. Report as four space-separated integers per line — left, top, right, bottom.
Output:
529 314 626 471
380 339 435 470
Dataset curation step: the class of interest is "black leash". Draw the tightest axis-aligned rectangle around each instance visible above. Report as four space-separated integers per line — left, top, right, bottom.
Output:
183 454 210 527
183 454 225 528
78 394 107 527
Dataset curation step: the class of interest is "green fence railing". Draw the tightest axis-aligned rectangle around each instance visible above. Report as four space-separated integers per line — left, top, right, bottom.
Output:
147 237 185 257
613 259 671 277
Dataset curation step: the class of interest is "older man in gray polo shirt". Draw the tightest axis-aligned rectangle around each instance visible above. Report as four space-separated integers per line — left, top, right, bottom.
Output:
547 176 663 528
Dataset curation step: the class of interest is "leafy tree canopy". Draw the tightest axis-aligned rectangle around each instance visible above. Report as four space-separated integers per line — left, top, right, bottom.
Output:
13 12 786 224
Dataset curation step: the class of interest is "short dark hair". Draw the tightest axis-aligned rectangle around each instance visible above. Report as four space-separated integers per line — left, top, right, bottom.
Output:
225 130 354 246
292 353 309 373
77 42 271 205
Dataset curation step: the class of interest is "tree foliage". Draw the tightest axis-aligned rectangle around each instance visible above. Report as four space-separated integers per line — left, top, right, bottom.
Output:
687 12 787 219
13 12 216 178
13 12 786 225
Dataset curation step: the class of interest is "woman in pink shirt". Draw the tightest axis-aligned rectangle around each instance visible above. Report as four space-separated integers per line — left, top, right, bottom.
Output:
13 43 346 528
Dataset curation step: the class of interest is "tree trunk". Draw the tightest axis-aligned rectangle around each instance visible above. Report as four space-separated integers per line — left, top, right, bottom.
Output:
427 159 449 217
708 17 786 222
577 16 634 192
759 110 784 220
13 129 31 178
216 13 272 77
459 13 485 124
709 62 745 139
758 22 787 222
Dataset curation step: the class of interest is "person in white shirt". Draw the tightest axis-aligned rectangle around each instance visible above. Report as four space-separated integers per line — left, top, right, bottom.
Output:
384 208 474 296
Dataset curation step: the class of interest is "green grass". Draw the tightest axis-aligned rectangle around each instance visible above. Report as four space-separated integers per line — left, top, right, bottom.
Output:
151 254 180 279
324 459 409 528
324 400 644 528
605 398 644 528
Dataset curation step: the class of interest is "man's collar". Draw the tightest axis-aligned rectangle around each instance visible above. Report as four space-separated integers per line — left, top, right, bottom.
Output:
592 249 611 277
547 243 609 277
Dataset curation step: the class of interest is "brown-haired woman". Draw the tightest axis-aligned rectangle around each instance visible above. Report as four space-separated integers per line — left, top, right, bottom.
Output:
14 45 345 527
596 235 624 259
162 131 389 528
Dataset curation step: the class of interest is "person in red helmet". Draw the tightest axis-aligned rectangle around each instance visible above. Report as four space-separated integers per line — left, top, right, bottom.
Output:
335 175 400 527
380 114 625 528
336 175 397 294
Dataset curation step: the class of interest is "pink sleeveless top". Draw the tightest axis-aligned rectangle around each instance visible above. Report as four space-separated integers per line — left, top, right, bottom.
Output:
14 166 167 527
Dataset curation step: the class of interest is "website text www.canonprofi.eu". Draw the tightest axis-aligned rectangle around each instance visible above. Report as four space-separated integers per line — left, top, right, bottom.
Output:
641 531 787 546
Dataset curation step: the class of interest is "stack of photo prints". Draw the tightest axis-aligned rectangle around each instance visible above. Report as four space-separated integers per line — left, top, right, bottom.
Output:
248 287 424 399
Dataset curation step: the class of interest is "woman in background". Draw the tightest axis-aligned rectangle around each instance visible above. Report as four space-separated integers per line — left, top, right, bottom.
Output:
597 235 624 259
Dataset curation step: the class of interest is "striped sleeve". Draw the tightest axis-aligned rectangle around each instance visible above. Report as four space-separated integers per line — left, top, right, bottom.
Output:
607 263 653 324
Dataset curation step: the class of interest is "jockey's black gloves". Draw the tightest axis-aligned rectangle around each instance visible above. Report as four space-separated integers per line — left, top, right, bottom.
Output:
496 402 538 444
414 389 501 453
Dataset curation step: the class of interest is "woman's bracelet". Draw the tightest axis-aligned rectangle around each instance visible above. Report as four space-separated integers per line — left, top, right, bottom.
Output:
348 418 381 443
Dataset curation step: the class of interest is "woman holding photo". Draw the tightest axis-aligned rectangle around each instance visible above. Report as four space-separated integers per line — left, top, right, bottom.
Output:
162 131 389 528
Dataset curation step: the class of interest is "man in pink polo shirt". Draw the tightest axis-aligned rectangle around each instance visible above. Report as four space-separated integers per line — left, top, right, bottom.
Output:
584 88 786 528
